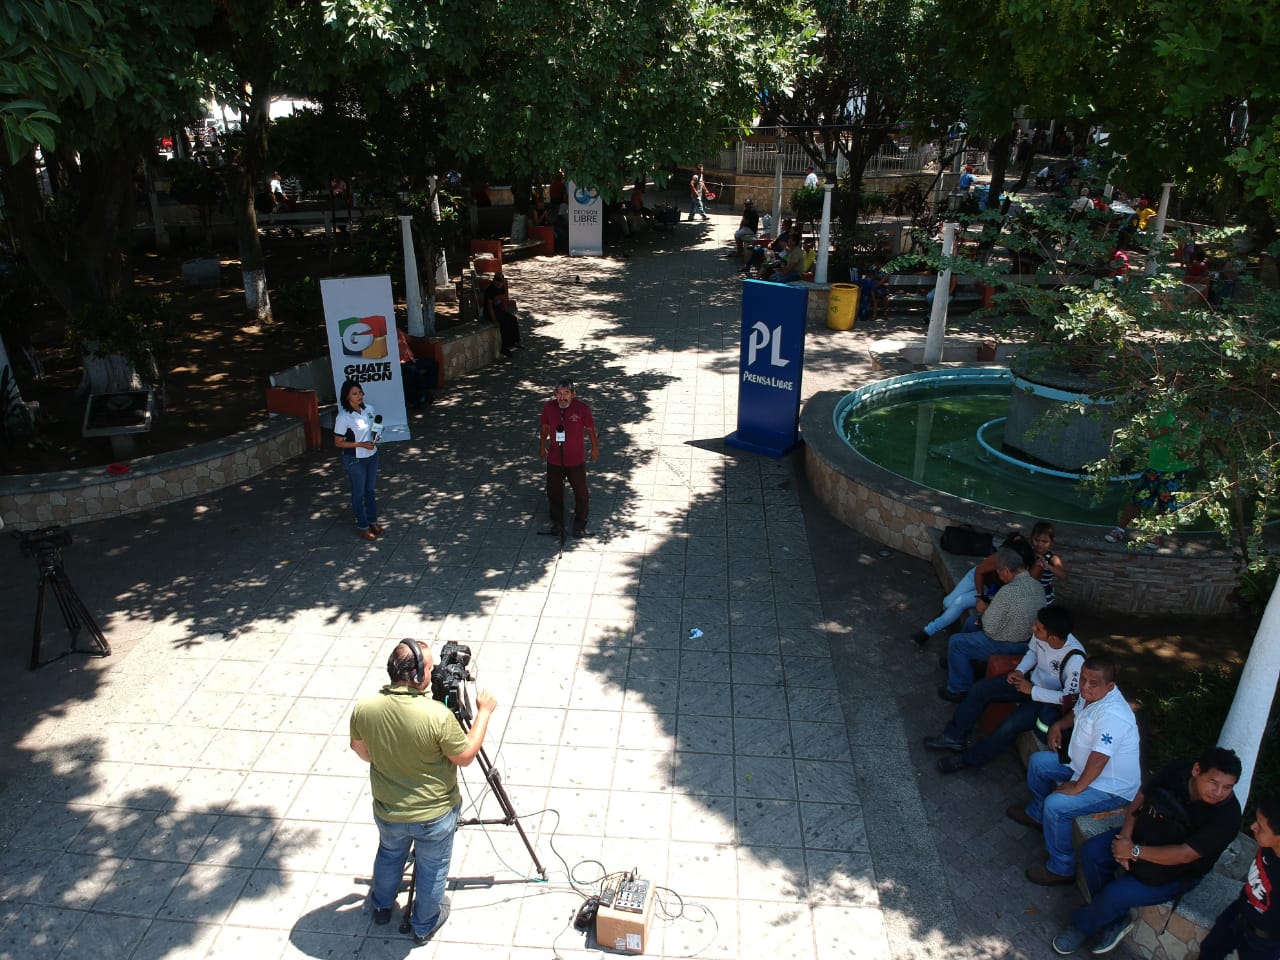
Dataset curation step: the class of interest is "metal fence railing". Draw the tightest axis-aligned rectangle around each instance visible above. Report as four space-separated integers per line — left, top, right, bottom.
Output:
708 135 988 180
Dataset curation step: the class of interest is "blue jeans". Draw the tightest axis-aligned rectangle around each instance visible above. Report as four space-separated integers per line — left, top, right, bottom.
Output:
343 453 378 529
1200 897 1280 960
689 194 707 219
1070 828 1184 935
944 618 1028 693
1024 752 1130 876
944 677 1054 768
370 805 459 937
924 568 977 636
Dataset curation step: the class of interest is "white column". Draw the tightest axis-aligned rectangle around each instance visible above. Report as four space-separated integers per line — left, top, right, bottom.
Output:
922 222 958 365
429 176 453 301
815 184 834 284
772 149 784 235
1147 182 1174 276
1220 579 1280 804
399 215 426 337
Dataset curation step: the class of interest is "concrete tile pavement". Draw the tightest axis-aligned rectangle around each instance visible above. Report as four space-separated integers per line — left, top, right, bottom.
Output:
0 197 1087 959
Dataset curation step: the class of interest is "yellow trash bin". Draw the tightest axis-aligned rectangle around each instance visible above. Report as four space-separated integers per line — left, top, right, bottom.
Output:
827 283 860 330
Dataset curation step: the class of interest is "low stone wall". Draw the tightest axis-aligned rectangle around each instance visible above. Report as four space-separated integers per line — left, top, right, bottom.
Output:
0 419 304 531
434 321 501 383
801 389 1239 615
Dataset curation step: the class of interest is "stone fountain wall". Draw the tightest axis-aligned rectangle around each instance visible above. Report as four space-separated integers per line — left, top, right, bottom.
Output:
1003 365 1121 472
802 390 1239 616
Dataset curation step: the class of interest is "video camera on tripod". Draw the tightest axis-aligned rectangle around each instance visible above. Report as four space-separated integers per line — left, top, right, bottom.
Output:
15 525 110 669
430 641 473 723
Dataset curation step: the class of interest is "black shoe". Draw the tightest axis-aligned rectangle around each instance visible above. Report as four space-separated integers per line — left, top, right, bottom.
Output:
540 523 565 536
912 630 931 646
413 898 450 945
372 906 392 926
937 754 967 774
501 348 513 357
937 685 965 704
1005 803 1041 829
572 526 588 538
923 734 964 752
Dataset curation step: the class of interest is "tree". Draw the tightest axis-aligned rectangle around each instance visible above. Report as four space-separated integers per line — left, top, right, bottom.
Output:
419 0 801 197
761 0 932 225
0 0 209 391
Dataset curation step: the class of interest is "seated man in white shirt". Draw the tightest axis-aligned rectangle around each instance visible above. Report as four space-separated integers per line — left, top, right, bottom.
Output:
1006 657 1142 886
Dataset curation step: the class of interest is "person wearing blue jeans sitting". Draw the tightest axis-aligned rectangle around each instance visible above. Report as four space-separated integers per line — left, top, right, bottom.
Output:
939 546 1044 702
924 605 1085 773
1006 658 1142 888
1049 746 1242 956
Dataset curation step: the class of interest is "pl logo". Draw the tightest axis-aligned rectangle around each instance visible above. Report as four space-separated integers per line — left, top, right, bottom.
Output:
338 315 388 359
746 321 790 368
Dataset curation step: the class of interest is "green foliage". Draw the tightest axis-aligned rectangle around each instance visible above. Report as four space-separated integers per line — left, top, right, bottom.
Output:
1237 561 1280 618
0 0 131 160
1145 666 1280 815
269 276 323 335
975 210 1280 566
66 292 180 380
790 185 825 222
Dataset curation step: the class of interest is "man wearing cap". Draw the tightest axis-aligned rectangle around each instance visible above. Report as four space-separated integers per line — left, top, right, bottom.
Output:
959 165 976 191
734 199 761 259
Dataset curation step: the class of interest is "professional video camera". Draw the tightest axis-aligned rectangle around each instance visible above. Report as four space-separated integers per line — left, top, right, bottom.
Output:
430 641 473 723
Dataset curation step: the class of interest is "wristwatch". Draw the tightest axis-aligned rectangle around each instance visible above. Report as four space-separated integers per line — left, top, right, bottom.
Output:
1131 844 1141 860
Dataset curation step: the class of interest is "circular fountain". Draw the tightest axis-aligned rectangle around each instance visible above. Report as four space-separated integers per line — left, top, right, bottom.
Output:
800 358 1239 616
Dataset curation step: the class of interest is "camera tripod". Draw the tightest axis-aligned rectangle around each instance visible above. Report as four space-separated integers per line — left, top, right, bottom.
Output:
398 686 546 935
19 526 111 670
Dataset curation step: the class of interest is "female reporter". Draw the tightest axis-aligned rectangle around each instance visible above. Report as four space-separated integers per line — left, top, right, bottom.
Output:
334 379 382 540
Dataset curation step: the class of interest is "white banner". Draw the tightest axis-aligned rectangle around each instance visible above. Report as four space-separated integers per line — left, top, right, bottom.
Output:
568 181 603 257
320 275 409 443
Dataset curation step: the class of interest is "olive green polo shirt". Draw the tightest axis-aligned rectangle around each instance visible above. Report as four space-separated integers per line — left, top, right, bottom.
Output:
350 685 469 822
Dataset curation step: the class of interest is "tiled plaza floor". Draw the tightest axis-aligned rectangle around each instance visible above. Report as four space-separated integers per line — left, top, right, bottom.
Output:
0 196 1085 959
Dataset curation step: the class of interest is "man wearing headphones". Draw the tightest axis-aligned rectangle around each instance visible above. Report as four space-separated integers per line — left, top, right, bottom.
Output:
539 378 599 537
350 640 497 946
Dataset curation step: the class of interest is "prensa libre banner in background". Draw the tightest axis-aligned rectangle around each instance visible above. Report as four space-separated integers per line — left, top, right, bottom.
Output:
568 181 603 257
726 280 808 457
320 275 410 443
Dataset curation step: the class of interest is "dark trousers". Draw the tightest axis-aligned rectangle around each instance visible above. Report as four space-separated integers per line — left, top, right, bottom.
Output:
943 676 1039 769
401 357 438 406
546 462 588 531
492 306 521 351
1200 898 1280 960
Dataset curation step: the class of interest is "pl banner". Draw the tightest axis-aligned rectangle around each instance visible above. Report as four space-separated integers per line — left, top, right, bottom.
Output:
568 182 603 256
321 275 410 443
725 279 808 457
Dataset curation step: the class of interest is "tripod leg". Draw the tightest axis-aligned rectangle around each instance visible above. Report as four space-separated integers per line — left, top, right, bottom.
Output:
399 840 416 935
56 574 111 656
30 577 48 670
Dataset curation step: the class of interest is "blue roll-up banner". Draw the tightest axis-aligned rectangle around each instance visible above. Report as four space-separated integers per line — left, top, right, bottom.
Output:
726 279 808 457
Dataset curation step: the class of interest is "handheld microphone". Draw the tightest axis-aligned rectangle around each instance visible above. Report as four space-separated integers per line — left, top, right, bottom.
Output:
371 415 384 440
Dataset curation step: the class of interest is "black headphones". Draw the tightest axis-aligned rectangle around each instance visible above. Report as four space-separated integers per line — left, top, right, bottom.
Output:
391 639 425 685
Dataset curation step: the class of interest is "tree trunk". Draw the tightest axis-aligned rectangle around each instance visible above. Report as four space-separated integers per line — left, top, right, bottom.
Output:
985 132 1014 211
225 74 274 322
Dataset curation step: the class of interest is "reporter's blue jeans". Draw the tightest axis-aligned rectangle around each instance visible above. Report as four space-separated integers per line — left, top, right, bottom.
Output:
1024 753 1129 877
342 452 378 530
1069 828 1184 935
370 804 458 937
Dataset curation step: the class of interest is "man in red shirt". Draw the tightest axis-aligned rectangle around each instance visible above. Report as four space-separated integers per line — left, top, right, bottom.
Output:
539 379 599 537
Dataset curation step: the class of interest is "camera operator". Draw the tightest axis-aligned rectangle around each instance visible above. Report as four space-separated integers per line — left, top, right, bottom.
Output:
350 640 497 945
